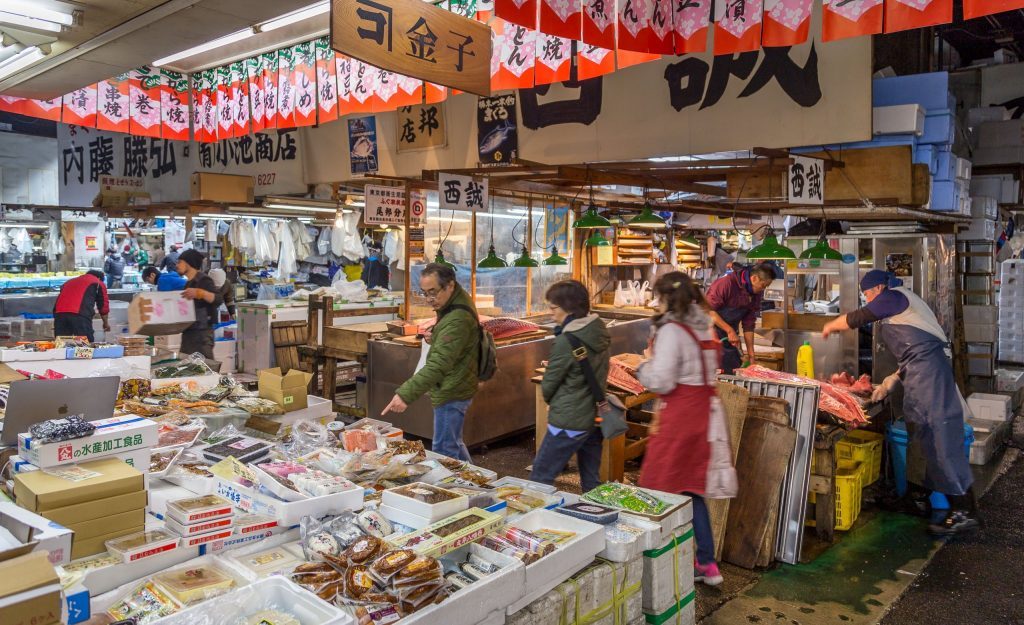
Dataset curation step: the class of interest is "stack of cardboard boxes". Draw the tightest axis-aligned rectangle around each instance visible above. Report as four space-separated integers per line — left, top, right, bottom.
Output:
13 457 148 560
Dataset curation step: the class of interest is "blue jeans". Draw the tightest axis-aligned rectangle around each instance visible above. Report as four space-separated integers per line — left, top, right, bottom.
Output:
530 428 603 494
685 492 716 565
433 399 472 461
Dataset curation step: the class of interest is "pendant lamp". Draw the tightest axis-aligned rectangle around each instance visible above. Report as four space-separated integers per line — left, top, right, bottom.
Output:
512 246 540 267
799 238 843 261
433 250 455 268
678 235 700 249
585 231 612 247
543 246 568 265
746 231 796 260
628 202 668 229
573 204 612 229
477 201 508 268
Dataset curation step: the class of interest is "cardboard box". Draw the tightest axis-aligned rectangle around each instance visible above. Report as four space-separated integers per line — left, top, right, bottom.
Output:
258 367 313 412
14 458 144 513
0 551 62 625
37 490 147 527
128 291 196 336
66 509 146 542
71 525 144 561
19 415 158 469
0 503 74 566
191 172 255 203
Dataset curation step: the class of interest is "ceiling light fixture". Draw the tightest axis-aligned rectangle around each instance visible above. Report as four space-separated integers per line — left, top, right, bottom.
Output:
627 202 668 229
258 1 330 32
746 231 796 260
799 238 843 261
262 196 342 213
152 28 254 67
0 46 44 80
0 1 75 26
0 10 62 32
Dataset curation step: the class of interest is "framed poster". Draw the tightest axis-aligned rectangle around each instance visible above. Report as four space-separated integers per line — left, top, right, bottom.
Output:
347 115 379 175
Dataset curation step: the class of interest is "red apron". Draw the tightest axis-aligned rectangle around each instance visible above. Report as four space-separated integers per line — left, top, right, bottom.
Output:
638 322 721 496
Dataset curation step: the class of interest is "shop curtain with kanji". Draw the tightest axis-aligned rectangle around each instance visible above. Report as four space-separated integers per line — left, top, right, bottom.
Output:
62 86 97 127
822 0 882 42
315 38 339 123
491 19 537 91
540 0 582 39
496 0 539 29
292 42 318 127
247 56 267 133
713 0 764 55
160 70 190 141
129 67 162 138
672 0 710 54
884 0 952 33
97 74 130 133
582 0 616 49
762 0 812 46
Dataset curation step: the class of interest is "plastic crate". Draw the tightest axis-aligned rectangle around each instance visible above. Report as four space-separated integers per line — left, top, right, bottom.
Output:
834 464 863 531
836 430 884 486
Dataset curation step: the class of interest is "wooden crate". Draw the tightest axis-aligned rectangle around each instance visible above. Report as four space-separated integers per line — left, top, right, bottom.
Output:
322 322 392 354
761 311 838 332
271 320 308 372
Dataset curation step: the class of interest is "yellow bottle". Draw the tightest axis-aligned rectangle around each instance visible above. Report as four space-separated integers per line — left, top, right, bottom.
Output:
797 341 815 379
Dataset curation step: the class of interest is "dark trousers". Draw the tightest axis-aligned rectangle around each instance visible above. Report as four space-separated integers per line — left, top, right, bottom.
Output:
180 328 214 359
54 313 94 342
530 428 603 493
685 492 717 565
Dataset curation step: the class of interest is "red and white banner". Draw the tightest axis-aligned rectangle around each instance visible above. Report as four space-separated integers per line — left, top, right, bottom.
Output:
884 0 952 33
617 0 653 52
822 0 882 41
540 0 582 40
234 61 252 137
247 56 266 133
496 0 539 29
62 86 97 127
21 98 62 122
0 96 24 115
713 0 764 55
336 54 354 116
964 0 1024 19
190 73 206 143
160 70 190 141
577 44 616 80
616 49 661 70
583 0 616 49
277 46 298 128
395 74 424 108
262 51 280 130
129 68 162 138
373 69 400 112
648 0 675 54
293 42 318 127
424 82 448 104
216 66 232 140
492 20 537 91
349 59 376 113
202 70 218 143
534 33 572 85
762 0 812 46
315 38 339 123
672 0 710 53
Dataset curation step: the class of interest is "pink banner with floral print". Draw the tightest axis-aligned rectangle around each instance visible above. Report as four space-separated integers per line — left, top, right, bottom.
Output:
762 0 812 46
713 0 763 55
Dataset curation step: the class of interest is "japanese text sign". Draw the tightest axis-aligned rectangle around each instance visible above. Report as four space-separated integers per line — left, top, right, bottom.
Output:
788 155 824 205
330 0 492 96
365 184 407 224
438 172 488 211
397 103 447 152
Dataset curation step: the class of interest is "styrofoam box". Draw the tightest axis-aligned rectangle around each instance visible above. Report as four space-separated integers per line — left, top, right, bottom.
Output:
958 219 996 241
214 477 363 525
381 484 469 522
872 104 924 136
965 323 998 343
967 106 1010 128
425 450 499 482
641 527 694 616
996 369 1024 392
379 503 434 530
967 418 1010 466
964 305 998 324
271 395 335 436
612 489 693 542
402 543 526 625
0 348 66 362
967 392 1012 421
504 508 607 615
972 196 999 221
153 577 353 625
598 516 663 563
491 475 558 494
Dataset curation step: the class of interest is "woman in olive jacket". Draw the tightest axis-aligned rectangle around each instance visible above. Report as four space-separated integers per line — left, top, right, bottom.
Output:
530 280 610 493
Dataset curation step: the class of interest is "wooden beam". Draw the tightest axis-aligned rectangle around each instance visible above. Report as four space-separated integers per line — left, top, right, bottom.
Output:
557 166 728 197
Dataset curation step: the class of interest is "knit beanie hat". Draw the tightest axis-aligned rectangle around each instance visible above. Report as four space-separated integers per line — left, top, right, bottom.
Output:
179 248 205 271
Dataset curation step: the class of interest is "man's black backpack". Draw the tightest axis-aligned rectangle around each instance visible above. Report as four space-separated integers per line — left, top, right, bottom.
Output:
449 304 498 381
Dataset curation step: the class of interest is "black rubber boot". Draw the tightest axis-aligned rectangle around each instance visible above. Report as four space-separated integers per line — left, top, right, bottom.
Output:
929 489 980 536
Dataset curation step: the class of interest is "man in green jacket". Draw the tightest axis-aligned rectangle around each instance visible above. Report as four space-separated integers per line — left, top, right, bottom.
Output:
382 263 480 460
530 280 610 493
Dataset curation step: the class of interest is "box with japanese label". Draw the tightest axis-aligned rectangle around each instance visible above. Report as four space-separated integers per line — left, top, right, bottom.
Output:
18 415 158 469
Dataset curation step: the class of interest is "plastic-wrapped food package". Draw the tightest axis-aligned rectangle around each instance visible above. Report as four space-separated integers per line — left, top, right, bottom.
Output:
582 483 669 516
154 353 216 379
232 396 286 416
342 429 379 453
280 419 332 457
28 415 95 443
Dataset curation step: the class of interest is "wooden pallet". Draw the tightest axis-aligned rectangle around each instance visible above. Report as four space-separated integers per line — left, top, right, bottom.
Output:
271 320 308 373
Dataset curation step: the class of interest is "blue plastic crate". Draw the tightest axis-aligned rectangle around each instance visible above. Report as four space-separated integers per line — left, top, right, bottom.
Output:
934 147 955 181
920 110 955 146
873 72 951 111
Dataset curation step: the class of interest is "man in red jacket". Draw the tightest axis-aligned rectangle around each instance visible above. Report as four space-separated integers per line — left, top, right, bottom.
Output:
53 270 110 342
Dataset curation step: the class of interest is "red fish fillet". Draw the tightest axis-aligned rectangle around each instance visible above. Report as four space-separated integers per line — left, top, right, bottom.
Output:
608 360 646 395
735 365 869 425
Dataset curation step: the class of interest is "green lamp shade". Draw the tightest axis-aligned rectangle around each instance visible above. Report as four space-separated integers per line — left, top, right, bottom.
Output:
679 235 700 249
573 205 613 229
747 234 796 260
477 245 508 268
799 239 843 261
627 204 668 229
584 232 612 247
433 250 456 268
543 248 568 265
512 246 540 267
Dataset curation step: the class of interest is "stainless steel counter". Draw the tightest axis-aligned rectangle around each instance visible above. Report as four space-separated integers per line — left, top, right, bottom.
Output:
0 289 136 316
367 316 652 447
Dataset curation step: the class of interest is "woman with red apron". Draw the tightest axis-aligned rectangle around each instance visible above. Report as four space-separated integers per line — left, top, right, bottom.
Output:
638 273 738 586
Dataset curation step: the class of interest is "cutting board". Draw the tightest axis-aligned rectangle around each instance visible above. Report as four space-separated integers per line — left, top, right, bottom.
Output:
709 382 750 561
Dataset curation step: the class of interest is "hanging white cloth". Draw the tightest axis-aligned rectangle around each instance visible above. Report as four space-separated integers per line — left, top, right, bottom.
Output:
11 228 32 254
382 229 405 269
289 220 314 260
255 220 279 263
317 227 332 256
277 221 298 279
330 225 346 257
340 213 363 262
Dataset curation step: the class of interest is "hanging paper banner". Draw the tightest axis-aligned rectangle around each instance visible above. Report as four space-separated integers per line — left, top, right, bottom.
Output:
534 33 572 85
672 0 710 53
822 0 882 42
648 0 675 54
202 70 219 143
425 83 448 104
315 38 339 123
293 42 317 127
190 73 207 143
616 49 661 70
247 56 266 133
884 0 952 33
349 59 376 114
495 0 539 29
396 74 424 109
373 69 401 112
477 94 518 166
20 98 62 122
233 61 252 137
583 0 617 49
713 0 764 55
277 46 298 128
262 51 280 129
336 54 354 116
215 66 232 140
160 70 190 141
577 43 616 80
762 0 812 47
97 76 130 133
0 96 24 115
617 0 654 52
62 86 97 127
540 0 582 40
493 22 537 90
964 0 1024 19
129 68 162 138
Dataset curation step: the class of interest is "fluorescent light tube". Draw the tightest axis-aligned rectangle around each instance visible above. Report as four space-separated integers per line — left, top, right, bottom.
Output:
262 202 338 214
0 10 61 32
259 2 330 32
0 1 74 26
0 46 44 80
152 28 254 67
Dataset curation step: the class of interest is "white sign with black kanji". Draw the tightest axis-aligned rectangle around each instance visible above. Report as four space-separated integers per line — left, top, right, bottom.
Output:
364 184 406 225
438 172 488 212
788 155 824 205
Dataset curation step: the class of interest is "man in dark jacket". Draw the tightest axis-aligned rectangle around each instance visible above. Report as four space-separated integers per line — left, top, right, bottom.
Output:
530 280 610 493
705 262 776 374
176 249 222 359
160 244 182 272
381 263 479 461
103 248 125 289
54 270 110 341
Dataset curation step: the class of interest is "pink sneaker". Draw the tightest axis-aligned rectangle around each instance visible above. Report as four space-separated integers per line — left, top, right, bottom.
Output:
694 561 723 586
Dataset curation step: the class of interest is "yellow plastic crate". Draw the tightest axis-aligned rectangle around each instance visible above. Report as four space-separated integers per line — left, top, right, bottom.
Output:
834 464 863 531
836 430 884 486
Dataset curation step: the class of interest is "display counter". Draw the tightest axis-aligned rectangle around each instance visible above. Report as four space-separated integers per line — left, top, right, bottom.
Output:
367 315 652 447
0 288 136 316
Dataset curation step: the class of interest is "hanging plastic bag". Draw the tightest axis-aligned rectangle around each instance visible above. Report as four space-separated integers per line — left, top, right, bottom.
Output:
613 281 635 308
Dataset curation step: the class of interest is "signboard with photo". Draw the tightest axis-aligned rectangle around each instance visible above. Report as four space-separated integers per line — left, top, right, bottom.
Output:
477 94 518 166
347 115 379 175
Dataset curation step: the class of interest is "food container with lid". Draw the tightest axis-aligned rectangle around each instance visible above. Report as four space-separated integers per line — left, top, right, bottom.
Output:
106 529 180 563
166 494 234 525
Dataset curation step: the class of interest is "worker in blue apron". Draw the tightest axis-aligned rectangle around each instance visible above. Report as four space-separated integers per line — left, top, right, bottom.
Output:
705 263 777 374
822 270 978 535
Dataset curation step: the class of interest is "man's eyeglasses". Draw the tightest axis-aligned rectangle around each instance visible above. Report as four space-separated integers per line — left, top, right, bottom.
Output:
419 288 444 300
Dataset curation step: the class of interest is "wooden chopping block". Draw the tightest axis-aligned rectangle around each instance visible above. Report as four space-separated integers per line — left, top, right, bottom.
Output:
722 415 797 569
322 322 392 354
709 382 750 561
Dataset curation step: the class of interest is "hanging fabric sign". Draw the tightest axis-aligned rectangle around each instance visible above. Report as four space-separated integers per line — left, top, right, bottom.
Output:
398 102 448 151
671 0 710 54
616 48 661 70
577 43 616 80
493 21 537 90
540 0 582 40
129 68 162 138
21 98 62 122
160 70 190 141
247 56 267 133
216 66 232 140
202 70 219 143
821 0 882 42
713 0 764 55
582 0 616 49
62 86 97 127
190 74 206 143
315 38 339 123
293 42 318 127
884 0 952 33
534 33 572 85
97 75 130 133
0 96 23 115
477 93 518 166
277 46 298 128
364 185 407 225
647 0 675 54
262 51 280 129
424 82 448 105
964 0 1024 19
762 0 812 47
496 0 539 29
348 115 379 175
396 74 424 109
231 61 251 137
617 0 654 52
349 60 376 114
373 69 400 112
336 54 354 116
439 173 489 212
